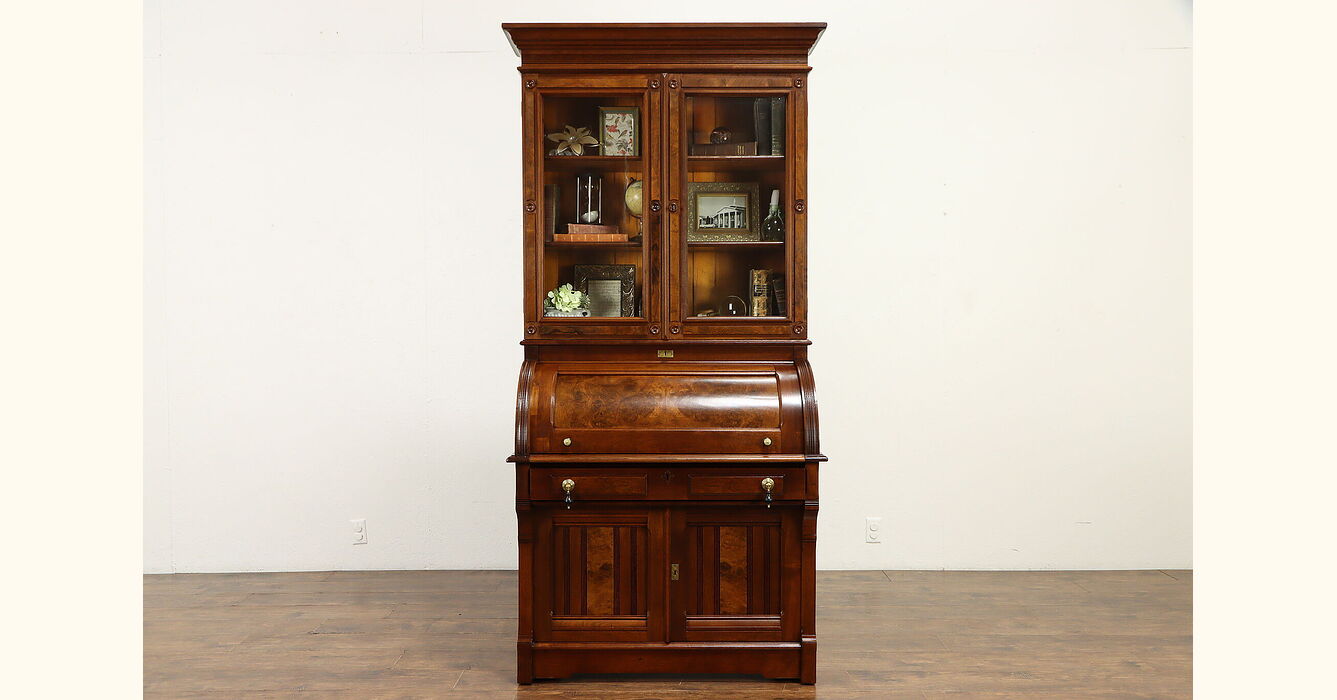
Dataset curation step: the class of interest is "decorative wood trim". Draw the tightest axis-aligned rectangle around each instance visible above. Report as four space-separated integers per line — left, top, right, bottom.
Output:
514 357 538 456
503 24 826 71
794 354 821 456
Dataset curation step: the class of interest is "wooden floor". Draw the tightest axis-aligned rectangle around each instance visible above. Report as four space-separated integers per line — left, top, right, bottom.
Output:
145 569 1190 698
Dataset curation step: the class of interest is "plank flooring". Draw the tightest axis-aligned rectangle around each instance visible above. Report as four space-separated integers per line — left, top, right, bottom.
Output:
144 569 1191 698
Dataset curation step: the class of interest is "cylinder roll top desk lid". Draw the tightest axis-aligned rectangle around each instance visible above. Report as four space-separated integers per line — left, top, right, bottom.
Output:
503 22 826 685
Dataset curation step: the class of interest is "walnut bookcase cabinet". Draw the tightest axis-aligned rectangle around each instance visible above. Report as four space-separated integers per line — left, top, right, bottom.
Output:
503 23 826 684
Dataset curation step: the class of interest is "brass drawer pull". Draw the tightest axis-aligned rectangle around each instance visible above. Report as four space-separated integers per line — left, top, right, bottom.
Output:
761 477 775 508
561 479 575 509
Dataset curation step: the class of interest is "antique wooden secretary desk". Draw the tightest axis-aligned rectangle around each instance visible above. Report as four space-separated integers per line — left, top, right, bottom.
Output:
503 23 826 684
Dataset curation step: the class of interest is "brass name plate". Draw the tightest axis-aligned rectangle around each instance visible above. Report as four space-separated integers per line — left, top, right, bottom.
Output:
657 349 674 358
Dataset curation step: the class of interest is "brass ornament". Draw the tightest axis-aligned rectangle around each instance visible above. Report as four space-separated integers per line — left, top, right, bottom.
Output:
546 125 599 156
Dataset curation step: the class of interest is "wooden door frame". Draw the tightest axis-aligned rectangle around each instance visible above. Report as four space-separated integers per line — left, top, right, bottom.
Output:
532 505 668 642
667 505 801 642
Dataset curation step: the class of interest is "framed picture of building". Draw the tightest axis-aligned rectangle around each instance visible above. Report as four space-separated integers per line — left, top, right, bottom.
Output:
686 182 761 241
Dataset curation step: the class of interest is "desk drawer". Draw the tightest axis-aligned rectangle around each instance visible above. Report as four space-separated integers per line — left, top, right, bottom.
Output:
529 467 805 504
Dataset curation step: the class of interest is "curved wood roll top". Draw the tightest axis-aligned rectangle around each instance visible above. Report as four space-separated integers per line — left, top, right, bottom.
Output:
516 360 814 457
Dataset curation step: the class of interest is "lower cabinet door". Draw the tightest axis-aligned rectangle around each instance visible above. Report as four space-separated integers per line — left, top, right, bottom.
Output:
533 507 665 642
669 507 801 642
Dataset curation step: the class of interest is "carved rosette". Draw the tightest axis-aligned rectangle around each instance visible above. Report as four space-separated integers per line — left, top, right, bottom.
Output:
524 199 536 213
794 199 805 213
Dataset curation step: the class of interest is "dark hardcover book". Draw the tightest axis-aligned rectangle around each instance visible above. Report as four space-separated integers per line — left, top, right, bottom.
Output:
689 141 758 156
753 98 772 156
770 273 787 316
770 97 785 156
543 184 559 240
749 268 771 316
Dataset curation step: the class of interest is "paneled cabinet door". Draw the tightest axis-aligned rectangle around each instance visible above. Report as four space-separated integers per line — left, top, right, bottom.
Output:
533 507 665 642
669 507 801 641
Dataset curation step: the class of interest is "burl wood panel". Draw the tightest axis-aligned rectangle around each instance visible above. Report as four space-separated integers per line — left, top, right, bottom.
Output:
687 523 780 617
551 525 647 616
553 372 780 429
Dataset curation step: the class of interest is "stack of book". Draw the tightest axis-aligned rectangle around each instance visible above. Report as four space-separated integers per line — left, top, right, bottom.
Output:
555 223 627 243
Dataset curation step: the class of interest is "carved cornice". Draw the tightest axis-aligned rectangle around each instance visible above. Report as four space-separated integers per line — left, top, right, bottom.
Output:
503 23 826 71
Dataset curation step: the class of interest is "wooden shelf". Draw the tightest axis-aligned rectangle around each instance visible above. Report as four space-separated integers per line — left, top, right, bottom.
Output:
546 240 642 248
687 155 785 172
689 315 788 321
544 155 644 171
687 240 785 249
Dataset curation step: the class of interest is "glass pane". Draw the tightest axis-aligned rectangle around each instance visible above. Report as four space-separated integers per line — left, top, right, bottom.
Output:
683 94 788 320
540 94 646 319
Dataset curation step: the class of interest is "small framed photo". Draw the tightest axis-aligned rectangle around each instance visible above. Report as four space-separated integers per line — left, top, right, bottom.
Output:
686 182 761 241
598 106 639 157
574 264 637 317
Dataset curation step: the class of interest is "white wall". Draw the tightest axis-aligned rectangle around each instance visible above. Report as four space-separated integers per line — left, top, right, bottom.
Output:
145 0 1191 572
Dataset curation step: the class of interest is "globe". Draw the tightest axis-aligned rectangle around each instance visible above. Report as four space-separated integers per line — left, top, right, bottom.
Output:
624 178 643 218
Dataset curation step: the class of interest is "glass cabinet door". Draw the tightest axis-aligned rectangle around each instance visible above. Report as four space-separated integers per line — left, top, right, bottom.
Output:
525 75 663 338
667 75 803 339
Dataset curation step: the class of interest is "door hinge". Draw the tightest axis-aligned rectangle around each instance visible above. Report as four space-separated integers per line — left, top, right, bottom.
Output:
670 563 679 580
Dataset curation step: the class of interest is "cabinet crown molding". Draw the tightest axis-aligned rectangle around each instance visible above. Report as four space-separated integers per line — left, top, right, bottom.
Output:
502 23 827 71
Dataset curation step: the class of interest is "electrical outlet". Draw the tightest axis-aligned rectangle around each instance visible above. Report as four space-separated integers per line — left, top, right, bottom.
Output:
865 517 883 544
351 518 367 545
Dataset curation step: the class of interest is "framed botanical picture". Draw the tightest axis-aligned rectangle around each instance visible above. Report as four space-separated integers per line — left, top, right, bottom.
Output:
598 106 639 157
686 182 761 241
574 264 636 317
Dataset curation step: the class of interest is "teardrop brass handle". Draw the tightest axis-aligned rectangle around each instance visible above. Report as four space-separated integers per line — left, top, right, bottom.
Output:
561 479 575 509
762 437 772 446
562 437 572 447
761 477 776 508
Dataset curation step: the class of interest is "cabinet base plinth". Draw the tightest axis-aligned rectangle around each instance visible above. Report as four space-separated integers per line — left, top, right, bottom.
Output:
526 642 812 683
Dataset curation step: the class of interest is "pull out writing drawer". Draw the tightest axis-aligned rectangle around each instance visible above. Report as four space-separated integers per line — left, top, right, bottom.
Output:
529 467 806 503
